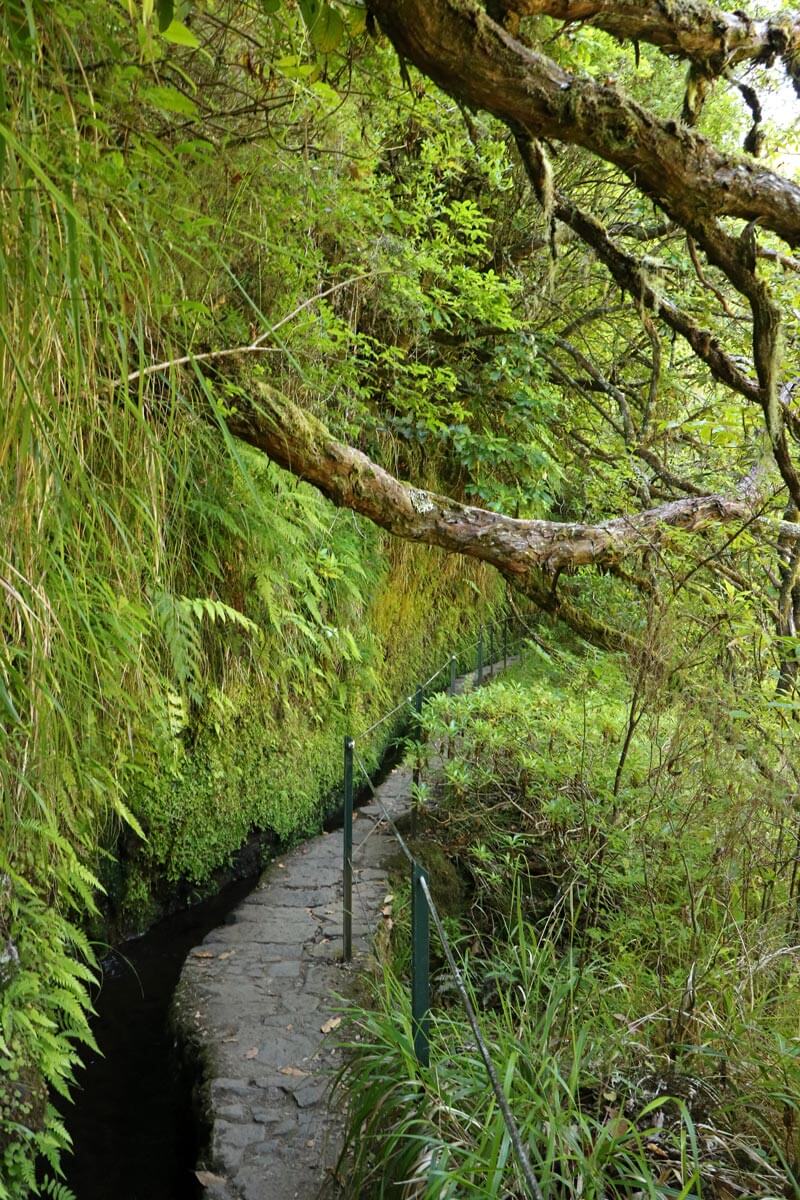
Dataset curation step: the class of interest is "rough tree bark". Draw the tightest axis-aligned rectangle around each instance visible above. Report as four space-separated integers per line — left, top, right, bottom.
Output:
369 0 800 247
226 386 800 652
494 0 800 89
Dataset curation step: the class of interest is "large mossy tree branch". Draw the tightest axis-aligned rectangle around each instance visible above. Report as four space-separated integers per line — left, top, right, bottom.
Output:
497 0 800 90
227 384 800 572
224 385 800 651
370 0 800 248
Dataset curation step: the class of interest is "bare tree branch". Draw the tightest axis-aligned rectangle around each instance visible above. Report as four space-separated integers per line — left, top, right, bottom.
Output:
496 0 800 93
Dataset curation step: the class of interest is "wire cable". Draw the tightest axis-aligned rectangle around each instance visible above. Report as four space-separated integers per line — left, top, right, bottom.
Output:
357 693 416 741
350 633 542 1200
419 874 544 1200
356 630 488 743
353 738 543 1200
352 751 415 866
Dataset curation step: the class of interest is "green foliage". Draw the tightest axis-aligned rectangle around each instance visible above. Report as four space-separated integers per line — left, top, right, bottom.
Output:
0 2 504 1187
339 939 717 1199
340 647 800 1196
0 868 97 1200
2 0 798 1193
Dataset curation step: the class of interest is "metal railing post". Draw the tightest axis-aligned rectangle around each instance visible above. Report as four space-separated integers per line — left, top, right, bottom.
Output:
489 621 495 674
477 625 484 685
343 735 354 962
411 860 430 1067
449 654 457 695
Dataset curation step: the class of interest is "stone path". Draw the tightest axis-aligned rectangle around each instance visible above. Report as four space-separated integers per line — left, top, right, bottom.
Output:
173 660 512 1200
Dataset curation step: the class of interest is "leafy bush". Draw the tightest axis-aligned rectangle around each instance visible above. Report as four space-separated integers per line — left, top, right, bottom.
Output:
337 645 800 1197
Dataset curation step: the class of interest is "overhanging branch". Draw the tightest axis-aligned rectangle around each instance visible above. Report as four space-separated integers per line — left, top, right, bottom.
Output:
498 0 800 93
371 0 800 247
226 384 800 578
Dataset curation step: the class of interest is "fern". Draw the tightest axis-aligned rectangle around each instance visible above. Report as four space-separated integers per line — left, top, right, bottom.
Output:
152 590 205 696
153 590 260 706
40 1177 77 1200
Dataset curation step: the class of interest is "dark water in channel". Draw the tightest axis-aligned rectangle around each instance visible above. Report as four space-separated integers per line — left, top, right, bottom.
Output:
61 872 258 1200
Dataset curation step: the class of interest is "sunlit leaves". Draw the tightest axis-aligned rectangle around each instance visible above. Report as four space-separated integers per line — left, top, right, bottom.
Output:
142 84 198 116
298 0 345 53
159 19 200 47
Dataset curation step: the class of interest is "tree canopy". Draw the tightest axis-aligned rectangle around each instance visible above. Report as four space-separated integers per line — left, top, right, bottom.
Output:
206 0 800 661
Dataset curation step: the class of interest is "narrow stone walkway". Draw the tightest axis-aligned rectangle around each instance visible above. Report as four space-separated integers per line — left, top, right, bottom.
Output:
173 660 513 1200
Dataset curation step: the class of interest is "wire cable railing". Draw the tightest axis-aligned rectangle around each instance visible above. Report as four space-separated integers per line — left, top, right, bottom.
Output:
337 611 543 1199
419 874 545 1200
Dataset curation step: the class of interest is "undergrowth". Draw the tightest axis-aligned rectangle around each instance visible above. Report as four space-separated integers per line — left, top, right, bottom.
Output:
336 642 800 1198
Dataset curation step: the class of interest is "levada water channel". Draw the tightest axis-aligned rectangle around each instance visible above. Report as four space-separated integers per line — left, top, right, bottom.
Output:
61 871 257 1200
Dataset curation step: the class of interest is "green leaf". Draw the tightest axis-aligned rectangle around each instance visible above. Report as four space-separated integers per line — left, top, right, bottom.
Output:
344 3 367 34
156 0 174 31
262 0 281 11
275 57 320 80
142 85 199 117
160 19 200 48
298 0 344 54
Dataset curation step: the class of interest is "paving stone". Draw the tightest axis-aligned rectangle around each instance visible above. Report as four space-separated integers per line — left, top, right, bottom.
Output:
263 959 302 978
293 1080 330 1109
217 1103 249 1122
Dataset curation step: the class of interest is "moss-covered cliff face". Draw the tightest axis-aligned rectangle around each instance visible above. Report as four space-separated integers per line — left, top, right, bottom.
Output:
115 500 496 928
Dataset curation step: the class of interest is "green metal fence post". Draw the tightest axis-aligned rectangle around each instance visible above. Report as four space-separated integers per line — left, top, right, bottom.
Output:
343 735 354 962
477 625 484 686
489 621 495 674
411 860 430 1067
449 654 457 695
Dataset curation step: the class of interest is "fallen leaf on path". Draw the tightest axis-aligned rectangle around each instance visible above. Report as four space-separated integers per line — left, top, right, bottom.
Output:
383 894 394 904
320 1016 341 1034
218 950 235 960
196 1170 227 1187
279 1066 308 1077
192 950 215 959
243 1046 259 1059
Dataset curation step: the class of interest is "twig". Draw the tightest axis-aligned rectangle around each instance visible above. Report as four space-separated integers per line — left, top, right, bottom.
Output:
117 272 381 386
